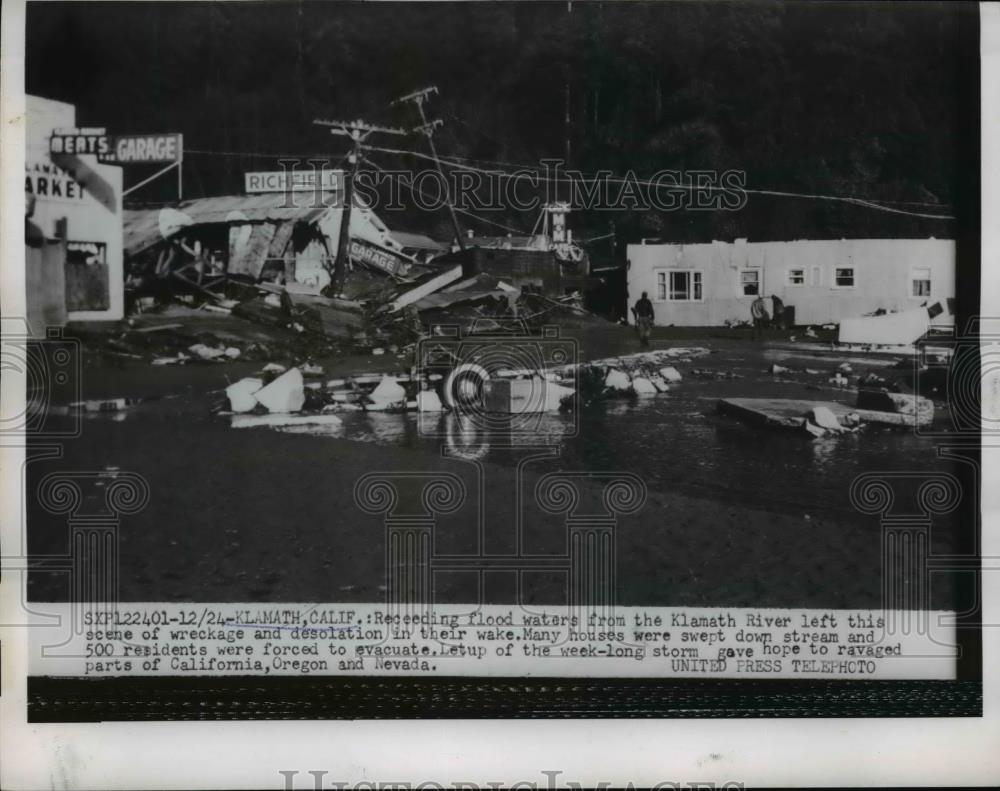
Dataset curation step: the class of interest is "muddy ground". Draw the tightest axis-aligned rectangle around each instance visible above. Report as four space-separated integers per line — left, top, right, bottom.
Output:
25 315 969 610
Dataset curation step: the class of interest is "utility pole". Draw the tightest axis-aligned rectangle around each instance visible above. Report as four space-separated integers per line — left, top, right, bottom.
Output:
313 118 407 293
565 0 572 176
393 87 465 250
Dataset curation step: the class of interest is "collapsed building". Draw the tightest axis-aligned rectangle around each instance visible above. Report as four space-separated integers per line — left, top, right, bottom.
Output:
457 203 598 298
123 188 425 296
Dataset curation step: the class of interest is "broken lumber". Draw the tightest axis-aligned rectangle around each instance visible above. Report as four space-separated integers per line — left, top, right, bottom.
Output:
390 265 463 312
717 397 930 429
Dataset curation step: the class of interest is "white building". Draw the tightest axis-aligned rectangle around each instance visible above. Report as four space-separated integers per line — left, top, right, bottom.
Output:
626 237 955 327
26 95 124 326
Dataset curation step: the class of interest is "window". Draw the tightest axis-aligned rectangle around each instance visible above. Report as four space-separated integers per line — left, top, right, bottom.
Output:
911 267 931 297
834 267 855 288
787 268 805 286
668 270 702 301
656 271 667 301
740 269 761 296
810 266 822 286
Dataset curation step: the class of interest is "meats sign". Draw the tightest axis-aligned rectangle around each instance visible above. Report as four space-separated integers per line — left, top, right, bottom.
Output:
49 129 183 164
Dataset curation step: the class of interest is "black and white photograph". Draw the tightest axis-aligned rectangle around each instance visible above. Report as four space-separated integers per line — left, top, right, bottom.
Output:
2 0 997 786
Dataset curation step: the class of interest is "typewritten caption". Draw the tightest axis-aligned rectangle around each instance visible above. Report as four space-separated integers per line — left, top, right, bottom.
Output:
30 605 955 679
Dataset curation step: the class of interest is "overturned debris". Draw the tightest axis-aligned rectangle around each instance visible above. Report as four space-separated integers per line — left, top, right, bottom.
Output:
856 390 934 423
838 301 954 347
717 396 932 431
253 367 306 413
482 377 574 413
226 377 264 413
232 413 344 429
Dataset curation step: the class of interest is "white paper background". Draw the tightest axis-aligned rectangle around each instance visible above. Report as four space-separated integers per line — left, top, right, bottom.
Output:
2 1 998 788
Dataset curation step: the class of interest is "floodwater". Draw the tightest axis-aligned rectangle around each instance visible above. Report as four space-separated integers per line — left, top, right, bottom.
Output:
271 344 957 520
26 337 971 607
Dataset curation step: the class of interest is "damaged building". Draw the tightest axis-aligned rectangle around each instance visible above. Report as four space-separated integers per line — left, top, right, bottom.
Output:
123 188 421 294
25 95 125 336
626 237 955 330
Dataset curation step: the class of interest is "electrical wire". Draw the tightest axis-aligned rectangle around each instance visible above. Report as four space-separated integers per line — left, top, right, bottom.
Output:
366 157 529 235
180 142 955 221
361 143 956 220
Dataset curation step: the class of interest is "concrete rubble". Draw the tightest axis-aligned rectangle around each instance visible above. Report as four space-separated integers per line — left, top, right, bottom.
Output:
604 368 631 392
226 377 264 413
630 376 658 397
367 375 408 411
253 367 305 413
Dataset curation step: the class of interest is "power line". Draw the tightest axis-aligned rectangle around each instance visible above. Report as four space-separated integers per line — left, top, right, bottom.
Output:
361 143 956 220
186 148 350 162
393 86 466 248
366 157 529 236
404 150 952 207
189 143 954 210
183 143 956 220
312 118 408 291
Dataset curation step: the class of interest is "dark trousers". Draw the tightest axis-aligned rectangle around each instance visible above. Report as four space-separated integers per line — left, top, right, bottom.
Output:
637 316 653 346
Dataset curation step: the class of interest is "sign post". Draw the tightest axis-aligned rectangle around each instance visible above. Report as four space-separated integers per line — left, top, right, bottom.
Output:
52 130 186 201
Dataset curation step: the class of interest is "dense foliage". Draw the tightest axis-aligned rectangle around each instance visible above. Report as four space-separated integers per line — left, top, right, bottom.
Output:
27 1 978 247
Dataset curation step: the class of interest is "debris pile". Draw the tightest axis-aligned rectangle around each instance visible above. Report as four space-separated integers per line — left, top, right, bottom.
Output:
802 405 860 438
555 347 711 404
218 357 583 428
717 393 933 437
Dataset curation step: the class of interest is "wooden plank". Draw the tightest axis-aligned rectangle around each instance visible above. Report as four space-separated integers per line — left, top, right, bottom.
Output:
716 397 926 429
390 265 463 312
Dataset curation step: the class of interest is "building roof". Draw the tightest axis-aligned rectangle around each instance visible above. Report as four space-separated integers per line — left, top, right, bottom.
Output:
469 235 541 250
123 192 337 256
389 230 449 251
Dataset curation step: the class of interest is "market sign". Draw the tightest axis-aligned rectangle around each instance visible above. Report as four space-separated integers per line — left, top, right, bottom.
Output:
245 169 340 194
100 133 183 164
349 238 407 277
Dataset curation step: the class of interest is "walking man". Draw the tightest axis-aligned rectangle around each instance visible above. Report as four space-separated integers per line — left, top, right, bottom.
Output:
751 294 770 340
770 294 786 331
633 291 655 348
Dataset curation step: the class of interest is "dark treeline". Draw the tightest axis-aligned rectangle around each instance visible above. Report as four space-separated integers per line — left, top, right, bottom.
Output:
26 1 978 247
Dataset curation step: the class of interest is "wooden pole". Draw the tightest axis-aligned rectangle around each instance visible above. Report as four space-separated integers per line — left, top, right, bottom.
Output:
312 118 408 296
394 87 465 250
332 130 360 294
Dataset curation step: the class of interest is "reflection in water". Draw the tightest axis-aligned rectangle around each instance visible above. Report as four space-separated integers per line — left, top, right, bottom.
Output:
271 421 345 438
270 393 950 519
445 415 490 461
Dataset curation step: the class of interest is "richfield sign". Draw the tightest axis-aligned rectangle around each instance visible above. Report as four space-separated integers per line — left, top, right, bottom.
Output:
49 129 183 164
245 169 341 194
